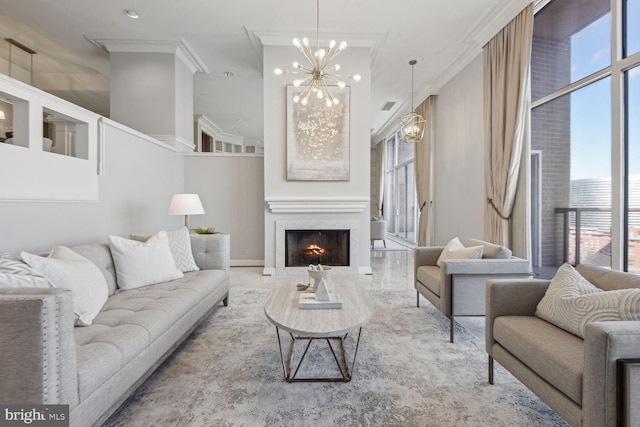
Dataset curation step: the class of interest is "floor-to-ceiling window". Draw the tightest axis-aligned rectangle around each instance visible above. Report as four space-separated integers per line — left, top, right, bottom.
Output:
531 0 640 276
383 130 418 243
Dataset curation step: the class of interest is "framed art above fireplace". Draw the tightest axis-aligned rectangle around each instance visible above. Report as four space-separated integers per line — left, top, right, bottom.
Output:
286 85 350 181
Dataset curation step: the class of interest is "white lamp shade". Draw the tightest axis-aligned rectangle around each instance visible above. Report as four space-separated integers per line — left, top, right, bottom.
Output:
168 194 205 216
0 111 5 120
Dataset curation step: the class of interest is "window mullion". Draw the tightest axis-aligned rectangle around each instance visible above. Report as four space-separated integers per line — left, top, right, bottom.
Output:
611 0 625 270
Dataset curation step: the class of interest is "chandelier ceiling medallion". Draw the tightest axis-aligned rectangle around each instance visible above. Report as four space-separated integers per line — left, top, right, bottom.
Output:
398 59 426 143
274 0 361 107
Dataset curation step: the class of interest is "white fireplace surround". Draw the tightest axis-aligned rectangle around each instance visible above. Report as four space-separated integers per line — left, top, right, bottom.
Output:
275 220 359 275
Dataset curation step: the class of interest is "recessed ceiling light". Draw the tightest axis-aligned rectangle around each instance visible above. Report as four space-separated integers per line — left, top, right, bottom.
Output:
223 71 234 78
123 9 140 19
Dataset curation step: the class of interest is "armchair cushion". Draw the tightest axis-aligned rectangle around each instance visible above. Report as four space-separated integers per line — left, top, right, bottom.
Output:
536 263 640 338
494 316 584 405
416 266 441 296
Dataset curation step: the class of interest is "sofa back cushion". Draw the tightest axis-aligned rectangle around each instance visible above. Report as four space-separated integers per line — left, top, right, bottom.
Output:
71 243 118 296
576 263 640 291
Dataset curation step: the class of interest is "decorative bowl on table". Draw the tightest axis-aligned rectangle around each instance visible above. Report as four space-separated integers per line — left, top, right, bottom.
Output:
308 265 332 292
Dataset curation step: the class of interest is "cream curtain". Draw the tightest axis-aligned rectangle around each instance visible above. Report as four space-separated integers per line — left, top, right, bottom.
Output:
375 141 385 218
483 4 533 247
414 96 435 246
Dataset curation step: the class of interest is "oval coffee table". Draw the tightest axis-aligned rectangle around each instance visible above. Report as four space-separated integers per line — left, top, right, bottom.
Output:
264 279 374 382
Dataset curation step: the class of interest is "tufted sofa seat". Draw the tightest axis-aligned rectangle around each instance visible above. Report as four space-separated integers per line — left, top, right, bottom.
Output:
0 233 229 427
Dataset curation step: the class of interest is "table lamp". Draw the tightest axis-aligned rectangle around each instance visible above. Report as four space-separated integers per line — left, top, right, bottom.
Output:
168 193 205 229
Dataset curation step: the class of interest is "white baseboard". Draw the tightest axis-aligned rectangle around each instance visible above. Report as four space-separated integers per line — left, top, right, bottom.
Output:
359 266 373 275
231 259 264 267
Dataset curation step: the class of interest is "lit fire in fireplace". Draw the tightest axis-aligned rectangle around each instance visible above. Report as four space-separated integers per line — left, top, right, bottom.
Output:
305 244 327 256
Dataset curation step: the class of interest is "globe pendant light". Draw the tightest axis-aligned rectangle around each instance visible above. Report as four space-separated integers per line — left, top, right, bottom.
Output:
398 60 426 143
273 0 361 107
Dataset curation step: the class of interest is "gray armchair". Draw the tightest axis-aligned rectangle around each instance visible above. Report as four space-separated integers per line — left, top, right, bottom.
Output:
486 264 640 426
414 238 531 342
370 220 386 249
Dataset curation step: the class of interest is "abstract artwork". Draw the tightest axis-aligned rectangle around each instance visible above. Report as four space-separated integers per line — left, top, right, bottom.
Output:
286 85 350 181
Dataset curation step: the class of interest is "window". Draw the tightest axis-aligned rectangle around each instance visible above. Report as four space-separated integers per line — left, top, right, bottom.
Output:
532 0 610 103
625 0 640 57
383 131 417 244
532 0 640 275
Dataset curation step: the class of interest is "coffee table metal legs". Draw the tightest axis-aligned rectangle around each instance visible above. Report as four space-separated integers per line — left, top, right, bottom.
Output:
274 326 364 382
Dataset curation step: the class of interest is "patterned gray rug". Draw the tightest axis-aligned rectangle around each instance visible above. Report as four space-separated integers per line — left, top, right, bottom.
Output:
104 282 568 426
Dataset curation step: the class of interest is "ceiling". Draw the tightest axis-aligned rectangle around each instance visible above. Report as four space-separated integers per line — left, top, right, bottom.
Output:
0 0 531 145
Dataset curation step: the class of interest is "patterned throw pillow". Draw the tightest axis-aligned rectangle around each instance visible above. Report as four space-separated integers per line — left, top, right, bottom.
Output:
165 228 200 273
0 252 51 288
130 227 199 273
535 263 640 338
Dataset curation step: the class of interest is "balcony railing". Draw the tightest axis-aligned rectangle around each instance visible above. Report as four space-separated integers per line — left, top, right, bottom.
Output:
555 207 640 266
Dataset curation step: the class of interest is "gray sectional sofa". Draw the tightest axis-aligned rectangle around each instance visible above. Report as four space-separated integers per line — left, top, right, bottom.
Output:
486 264 640 426
0 233 230 427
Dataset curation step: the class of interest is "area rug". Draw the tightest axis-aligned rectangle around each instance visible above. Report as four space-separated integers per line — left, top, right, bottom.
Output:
104 280 568 426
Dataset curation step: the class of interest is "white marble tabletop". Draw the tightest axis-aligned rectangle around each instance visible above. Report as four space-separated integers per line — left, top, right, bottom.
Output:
264 278 374 337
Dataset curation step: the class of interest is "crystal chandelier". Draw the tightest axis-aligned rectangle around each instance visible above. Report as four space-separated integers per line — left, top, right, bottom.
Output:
398 60 426 143
274 0 361 107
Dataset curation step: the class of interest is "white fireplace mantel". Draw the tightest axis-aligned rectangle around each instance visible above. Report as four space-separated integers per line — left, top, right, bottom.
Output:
266 196 369 214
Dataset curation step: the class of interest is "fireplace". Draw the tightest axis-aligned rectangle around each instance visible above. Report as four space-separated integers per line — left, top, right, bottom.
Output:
285 229 350 267
274 219 360 275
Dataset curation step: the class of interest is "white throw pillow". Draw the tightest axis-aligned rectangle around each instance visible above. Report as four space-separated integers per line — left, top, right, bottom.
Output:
0 252 51 288
535 263 640 338
109 230 183 290
130 227 199 273
436 237 465 267
21 247 109 326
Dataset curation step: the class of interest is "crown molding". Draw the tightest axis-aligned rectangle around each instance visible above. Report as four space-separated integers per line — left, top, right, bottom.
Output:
372 0 534 144
85 37 209 74
429 0 532 92
195 115 223 136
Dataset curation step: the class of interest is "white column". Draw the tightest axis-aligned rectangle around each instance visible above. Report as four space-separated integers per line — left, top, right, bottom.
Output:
93 39 208 152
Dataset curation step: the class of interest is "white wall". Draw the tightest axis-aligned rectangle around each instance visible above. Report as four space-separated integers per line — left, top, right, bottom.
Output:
262 44 372 273
0 119 184 254
432 53 486 244
183 154 264 265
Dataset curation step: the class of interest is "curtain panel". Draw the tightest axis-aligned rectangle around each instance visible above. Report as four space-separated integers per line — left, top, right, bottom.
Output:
414 96 435 246
483 3 534 247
